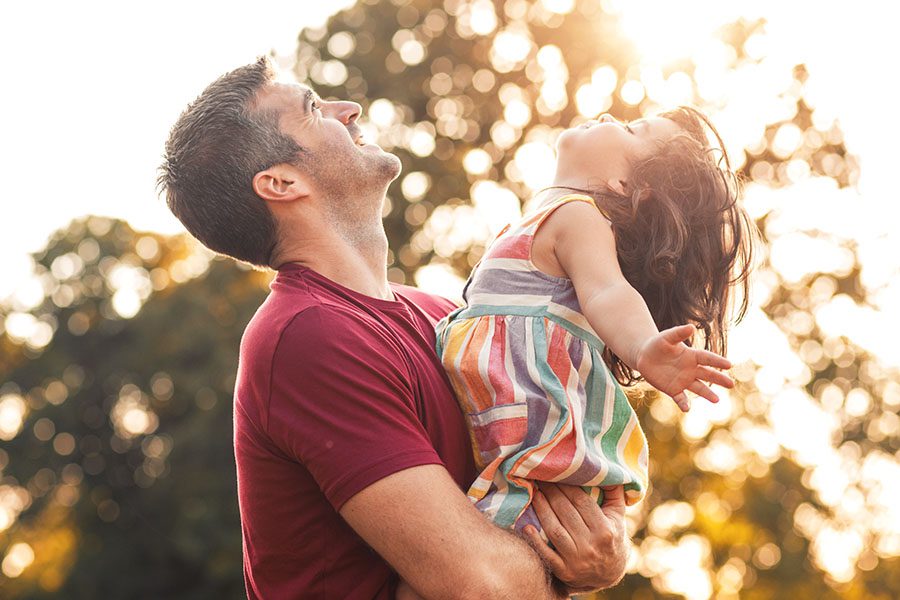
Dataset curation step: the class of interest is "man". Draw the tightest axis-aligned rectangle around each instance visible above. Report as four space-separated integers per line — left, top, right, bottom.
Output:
158 57 628 599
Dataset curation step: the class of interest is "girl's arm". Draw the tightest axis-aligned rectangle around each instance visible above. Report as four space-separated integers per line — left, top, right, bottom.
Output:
536 201 733 409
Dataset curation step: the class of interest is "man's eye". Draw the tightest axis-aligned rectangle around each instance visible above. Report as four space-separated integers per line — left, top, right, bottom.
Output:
312 101 322 111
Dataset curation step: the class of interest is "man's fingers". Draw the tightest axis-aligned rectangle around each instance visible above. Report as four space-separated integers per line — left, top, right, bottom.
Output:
539 484 590 537
532 488 577 556
555 485 607 532
599 486 626 521
600 485 625 506
523 525 567 574
697 365 734 389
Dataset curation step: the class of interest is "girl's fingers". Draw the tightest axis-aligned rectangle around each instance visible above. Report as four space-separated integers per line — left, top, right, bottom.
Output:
523 525 567 574
671 392 690 412
662 324 695 344
689 380 718 404
696 365 734 388
697 349 732 370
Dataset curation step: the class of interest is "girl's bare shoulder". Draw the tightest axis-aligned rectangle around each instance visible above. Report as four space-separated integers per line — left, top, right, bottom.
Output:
531 197 616 278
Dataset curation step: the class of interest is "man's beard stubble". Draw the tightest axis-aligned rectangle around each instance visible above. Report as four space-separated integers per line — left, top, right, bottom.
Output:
312 142 401 247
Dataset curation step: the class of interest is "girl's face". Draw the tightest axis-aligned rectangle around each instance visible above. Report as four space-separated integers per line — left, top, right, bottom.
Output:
555 114 681 192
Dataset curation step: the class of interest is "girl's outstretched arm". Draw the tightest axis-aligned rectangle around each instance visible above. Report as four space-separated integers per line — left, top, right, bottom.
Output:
535 200 733 410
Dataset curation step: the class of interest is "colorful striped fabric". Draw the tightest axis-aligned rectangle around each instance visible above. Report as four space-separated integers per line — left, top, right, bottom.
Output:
435 194 649 535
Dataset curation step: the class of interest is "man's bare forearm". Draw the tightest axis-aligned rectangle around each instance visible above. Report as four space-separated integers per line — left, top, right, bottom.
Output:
464 525 566 600
343 465 570 600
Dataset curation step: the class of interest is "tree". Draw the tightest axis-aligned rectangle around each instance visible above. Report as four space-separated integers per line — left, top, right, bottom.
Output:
0 218 263 598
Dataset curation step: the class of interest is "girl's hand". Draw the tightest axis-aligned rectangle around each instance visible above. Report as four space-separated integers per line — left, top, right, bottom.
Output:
634 324 734 412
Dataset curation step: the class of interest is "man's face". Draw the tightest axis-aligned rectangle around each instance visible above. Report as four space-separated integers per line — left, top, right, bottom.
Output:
256 82 401 199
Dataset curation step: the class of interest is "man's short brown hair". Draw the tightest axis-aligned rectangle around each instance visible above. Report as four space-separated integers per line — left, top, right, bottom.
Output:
158 57 301 268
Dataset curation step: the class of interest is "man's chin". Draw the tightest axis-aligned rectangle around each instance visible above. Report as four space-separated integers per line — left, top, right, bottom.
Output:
376 150 402 181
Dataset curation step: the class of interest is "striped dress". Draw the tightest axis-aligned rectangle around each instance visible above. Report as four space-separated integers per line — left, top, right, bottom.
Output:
435 194 649 535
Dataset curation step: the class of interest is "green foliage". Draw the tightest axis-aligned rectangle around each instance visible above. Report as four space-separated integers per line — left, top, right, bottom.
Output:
0 219 267 598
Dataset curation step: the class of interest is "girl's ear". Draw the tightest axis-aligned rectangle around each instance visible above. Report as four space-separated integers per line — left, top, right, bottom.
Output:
611 179 653 202
252 164 312 204
608 178 628 196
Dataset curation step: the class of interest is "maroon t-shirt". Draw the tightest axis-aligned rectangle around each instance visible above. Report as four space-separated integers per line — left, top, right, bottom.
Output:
233 264 476 599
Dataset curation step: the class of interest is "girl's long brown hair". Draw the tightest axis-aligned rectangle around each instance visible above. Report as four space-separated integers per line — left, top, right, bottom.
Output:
593 106 759 386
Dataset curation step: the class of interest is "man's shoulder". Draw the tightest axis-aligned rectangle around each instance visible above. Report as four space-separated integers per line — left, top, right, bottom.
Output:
242 292 363 360
236 295 386 421
391 284 459 319
241 288 311 351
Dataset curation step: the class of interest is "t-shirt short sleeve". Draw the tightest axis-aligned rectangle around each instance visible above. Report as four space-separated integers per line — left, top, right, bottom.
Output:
266 306 444 511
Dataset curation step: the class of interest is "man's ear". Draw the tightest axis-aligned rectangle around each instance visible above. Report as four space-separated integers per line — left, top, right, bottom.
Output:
252 164 312 203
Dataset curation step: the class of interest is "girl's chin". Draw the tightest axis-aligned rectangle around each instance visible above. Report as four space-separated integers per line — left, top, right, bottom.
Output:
555 130 575 153
557 127 579 143
555 137 581 163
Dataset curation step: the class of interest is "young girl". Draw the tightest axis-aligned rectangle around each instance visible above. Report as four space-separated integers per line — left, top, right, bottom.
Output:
434 107 756 546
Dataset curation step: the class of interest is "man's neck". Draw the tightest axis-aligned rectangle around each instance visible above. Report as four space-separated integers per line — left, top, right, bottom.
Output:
275 223 394 301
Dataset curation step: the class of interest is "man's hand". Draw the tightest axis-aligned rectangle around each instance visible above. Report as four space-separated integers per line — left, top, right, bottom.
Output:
341 464 562 600
634 324 734 412
523 484 628 592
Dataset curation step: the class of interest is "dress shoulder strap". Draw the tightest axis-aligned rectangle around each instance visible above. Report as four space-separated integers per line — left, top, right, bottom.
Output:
519 193 610 235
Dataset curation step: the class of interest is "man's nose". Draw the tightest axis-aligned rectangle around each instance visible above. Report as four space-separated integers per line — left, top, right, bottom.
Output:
331 101 361 125
598 113 619 125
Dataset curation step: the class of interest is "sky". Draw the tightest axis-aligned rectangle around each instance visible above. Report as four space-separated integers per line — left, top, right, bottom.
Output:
0 0 354 300
2 0 898 302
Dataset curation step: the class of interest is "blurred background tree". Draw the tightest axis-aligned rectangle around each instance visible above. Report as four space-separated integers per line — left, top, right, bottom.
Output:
1 1 898 598
0 220 268 598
